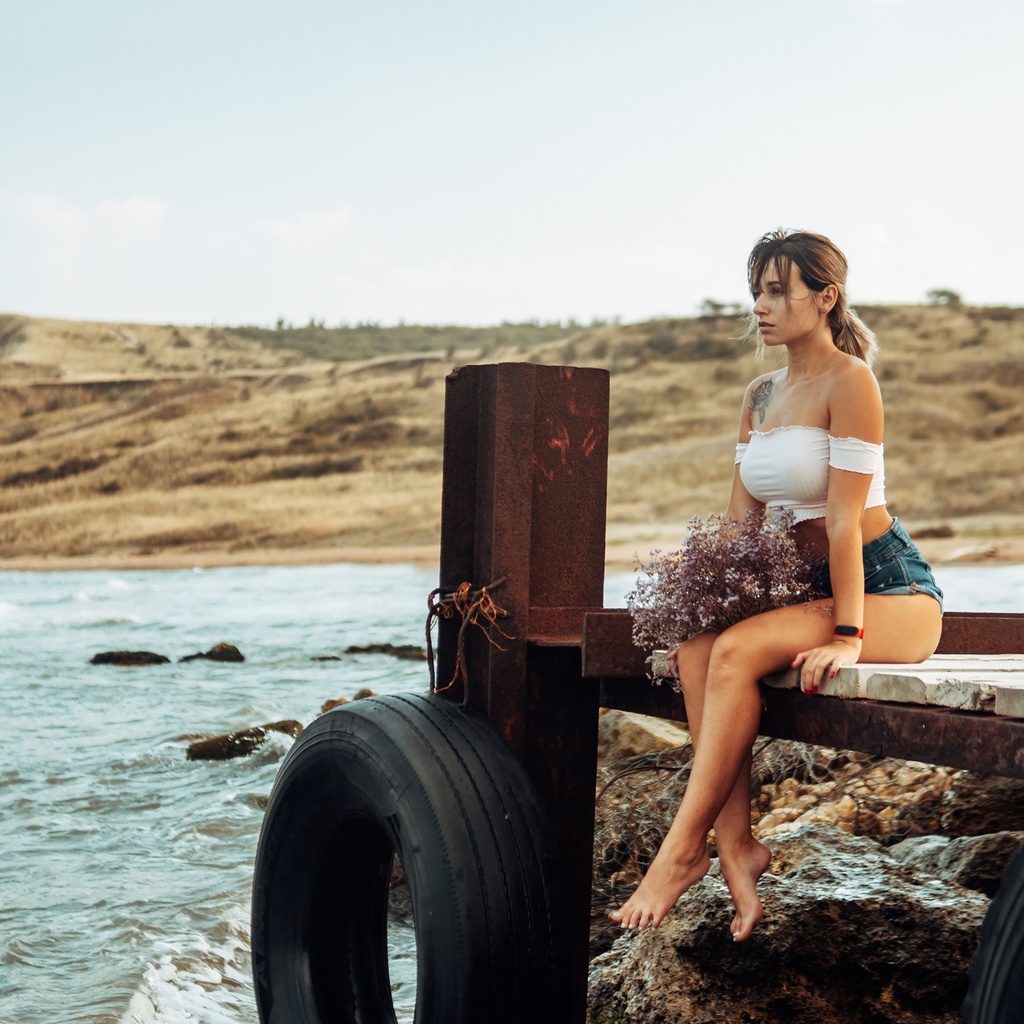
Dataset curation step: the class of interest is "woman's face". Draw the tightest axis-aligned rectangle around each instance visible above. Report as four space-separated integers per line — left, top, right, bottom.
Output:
751 261 824 348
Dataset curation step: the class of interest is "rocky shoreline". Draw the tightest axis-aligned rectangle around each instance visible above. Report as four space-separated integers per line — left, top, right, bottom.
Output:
4 529 1024 574
589 712 1024 1023
100 638 1023 1022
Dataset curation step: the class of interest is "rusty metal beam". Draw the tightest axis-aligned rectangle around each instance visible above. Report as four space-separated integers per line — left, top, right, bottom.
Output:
935 612 1024 655
597 676 1024 778
582 609 647 678
758 689 1024 777
436 362 610 1024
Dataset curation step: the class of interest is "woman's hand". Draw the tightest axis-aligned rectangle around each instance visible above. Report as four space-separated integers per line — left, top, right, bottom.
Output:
790 639 861 695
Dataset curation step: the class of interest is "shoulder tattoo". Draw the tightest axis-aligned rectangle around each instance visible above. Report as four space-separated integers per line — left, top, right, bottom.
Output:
750 380 774 425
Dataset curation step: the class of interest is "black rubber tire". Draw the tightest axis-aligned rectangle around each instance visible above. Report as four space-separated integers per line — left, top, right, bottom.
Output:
963 840 1024 1023
251 692 570 1024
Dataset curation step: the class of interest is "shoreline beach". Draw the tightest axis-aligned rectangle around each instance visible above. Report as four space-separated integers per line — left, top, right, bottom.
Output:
3 529 1023 575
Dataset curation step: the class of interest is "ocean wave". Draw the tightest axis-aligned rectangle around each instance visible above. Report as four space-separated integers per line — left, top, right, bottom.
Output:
74 615 145 628
117 905 253 1024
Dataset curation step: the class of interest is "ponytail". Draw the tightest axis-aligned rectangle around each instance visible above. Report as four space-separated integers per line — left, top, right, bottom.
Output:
829 301 877 367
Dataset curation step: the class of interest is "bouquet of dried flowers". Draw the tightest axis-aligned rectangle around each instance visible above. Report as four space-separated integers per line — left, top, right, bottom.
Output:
626 510 816 655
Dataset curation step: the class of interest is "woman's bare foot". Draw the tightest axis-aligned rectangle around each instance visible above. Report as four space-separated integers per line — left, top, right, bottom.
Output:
718 839 772 942
608 843 711 930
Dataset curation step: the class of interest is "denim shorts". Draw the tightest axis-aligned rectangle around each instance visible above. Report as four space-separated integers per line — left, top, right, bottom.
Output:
808 518 943 611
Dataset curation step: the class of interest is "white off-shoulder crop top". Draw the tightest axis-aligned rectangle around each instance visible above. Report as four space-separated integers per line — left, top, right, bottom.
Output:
735 425 886 523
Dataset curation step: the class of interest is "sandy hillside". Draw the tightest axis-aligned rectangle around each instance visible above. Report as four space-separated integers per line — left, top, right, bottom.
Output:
1 305 1022 572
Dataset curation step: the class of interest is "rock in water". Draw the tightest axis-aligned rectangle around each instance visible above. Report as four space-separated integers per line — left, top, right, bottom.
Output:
179 642 245 663
344 643 428 661
186 719 302 760
90 651 170 666
588 824 988 1024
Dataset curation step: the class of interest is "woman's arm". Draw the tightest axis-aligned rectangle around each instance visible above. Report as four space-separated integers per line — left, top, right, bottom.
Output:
792 361 884 691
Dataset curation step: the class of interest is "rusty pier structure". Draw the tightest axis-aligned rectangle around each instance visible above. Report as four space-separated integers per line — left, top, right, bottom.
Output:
433 362 1024 1023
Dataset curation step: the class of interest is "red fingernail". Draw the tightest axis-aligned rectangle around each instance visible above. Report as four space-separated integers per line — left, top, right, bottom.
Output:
829 670 835 679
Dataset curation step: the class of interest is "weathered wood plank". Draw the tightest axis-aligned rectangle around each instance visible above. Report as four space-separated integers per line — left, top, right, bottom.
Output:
762 658 1024 717
731 659 1024 718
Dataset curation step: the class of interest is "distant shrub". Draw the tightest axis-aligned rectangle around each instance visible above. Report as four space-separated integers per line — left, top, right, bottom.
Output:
926 288 962 306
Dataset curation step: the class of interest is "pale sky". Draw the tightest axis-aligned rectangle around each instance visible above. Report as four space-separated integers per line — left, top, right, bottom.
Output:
2 0 1021 327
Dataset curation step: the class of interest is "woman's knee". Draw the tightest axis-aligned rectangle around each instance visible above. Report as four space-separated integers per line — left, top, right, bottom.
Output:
674 633 716 689
706 629 745 674
704 627 771 693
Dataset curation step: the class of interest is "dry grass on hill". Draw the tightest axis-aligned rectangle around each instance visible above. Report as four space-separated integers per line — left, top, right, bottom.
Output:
0 304 1022 567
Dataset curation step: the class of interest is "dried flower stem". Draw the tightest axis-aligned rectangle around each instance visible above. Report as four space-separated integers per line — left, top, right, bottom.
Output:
626 510 815 662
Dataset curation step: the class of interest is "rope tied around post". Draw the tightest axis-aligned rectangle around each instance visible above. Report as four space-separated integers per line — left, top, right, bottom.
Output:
426 576 514 697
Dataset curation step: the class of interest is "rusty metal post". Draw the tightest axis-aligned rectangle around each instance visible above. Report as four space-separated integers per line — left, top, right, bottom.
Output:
436 362 609 1023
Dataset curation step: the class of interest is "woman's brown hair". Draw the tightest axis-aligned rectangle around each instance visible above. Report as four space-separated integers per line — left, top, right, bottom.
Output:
745 228 877 366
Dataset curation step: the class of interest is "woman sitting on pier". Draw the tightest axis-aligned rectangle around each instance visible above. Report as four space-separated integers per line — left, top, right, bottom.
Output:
611 228 944 941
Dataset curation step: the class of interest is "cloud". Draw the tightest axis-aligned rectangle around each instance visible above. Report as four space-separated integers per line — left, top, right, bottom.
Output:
13 192 81 234
8 192 168 275
98 196 167 236
258 207 352 245
331 240 720 324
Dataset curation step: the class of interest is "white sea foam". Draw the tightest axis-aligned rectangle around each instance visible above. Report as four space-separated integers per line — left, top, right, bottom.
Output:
119 907 252 1024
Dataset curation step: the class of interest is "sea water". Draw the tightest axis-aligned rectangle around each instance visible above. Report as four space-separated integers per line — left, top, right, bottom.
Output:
1 561 1022 1023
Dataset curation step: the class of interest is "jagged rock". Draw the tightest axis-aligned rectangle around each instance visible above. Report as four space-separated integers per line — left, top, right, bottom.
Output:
320 689 376 714
344 643 428 661
890 830 1024 896
179 642 245 663
90 650 170 666
597 709 691 768
588 825 988 1024
939 771 1024 836
186 719 302 760
388 860 413 920
311 655 341 661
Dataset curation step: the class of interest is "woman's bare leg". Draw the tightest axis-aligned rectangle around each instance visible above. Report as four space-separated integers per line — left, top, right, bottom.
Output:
609 593 941 937
610 632 769 936
676 635 771 940
610 602 833 933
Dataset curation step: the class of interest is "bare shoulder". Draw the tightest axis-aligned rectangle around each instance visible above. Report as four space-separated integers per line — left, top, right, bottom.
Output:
828 355 884 440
